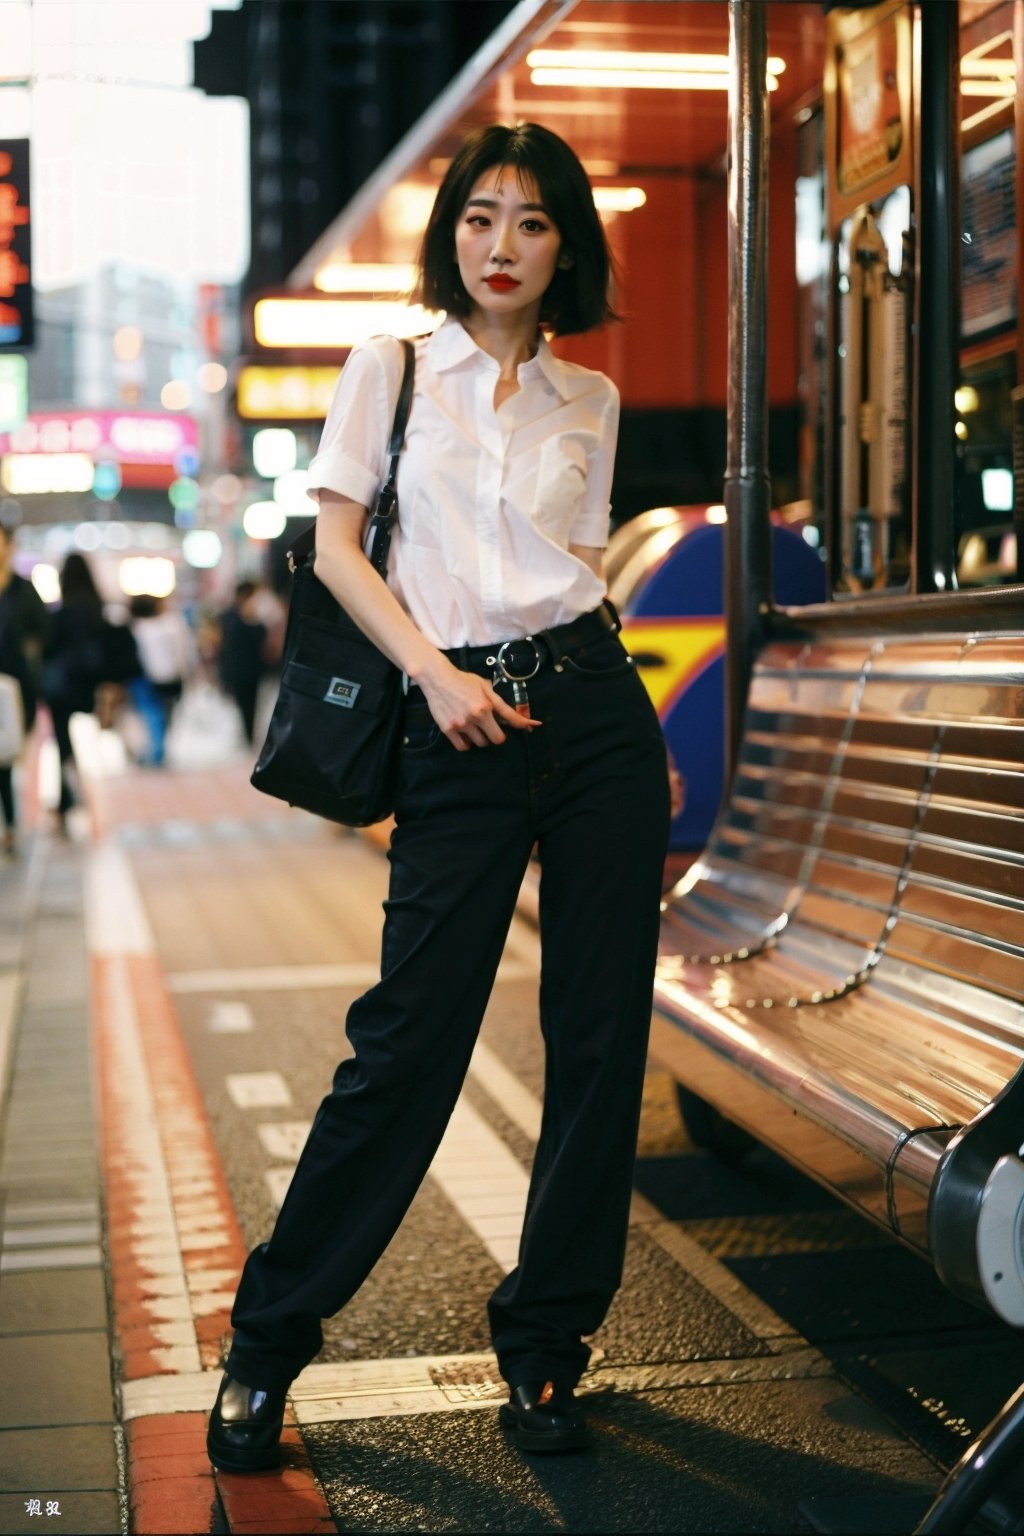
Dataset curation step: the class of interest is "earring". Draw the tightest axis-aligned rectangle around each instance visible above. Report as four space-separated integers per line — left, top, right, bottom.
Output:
557 252 574 271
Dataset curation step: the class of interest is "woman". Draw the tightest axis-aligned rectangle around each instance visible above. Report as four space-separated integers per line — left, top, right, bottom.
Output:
208 123 670 1470
0 523 46 855
42 553 107 826
43 553 138 824
0 616 33 854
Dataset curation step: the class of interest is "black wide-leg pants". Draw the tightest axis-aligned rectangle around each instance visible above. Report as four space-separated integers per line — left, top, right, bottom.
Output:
227 633 670 1393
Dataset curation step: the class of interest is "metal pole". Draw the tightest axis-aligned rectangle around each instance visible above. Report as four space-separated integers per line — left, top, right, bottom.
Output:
915 0 960 594
724 0 772 784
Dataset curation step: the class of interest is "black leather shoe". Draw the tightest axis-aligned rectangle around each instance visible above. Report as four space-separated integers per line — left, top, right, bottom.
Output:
498 1381 590 1453
207 1373 287 1472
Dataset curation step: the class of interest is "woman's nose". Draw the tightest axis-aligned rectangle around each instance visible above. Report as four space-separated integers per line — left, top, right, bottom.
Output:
489 223 515 263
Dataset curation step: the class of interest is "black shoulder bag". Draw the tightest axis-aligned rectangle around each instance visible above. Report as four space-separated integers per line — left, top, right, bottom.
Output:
251 338 415 825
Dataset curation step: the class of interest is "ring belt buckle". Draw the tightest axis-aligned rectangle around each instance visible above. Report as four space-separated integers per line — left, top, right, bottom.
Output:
495 637 542 682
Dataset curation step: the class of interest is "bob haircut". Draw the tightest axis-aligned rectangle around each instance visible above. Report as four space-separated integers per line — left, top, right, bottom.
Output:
416 123 617 337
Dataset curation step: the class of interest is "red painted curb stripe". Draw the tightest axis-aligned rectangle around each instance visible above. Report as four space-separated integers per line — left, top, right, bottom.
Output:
93 945 335 1532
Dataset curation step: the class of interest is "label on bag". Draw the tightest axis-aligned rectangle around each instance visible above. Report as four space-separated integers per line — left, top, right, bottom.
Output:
324 676 361 708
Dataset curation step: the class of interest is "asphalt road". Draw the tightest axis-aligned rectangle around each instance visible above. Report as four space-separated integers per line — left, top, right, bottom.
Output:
105 760 1024 1535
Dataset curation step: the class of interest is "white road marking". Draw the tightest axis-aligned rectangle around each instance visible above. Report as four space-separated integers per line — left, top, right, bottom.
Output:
428 1100 529 1272
4 1198 98 1223
0 971 23 1109
2 1222 101 1246
207 1000 255 1033
225 1071 292 1109
468 1038 542 1140
1 1246 104 1272
265 1167 296 1210
119 1345 833 1422
167 959 533 994
83 842 156 955
258 1122 310 1161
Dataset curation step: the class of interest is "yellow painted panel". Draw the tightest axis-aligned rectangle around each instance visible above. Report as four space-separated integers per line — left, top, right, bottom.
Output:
621 618 725 716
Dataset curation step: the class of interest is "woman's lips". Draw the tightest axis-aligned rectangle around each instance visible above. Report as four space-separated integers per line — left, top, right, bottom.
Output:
484 275 521 291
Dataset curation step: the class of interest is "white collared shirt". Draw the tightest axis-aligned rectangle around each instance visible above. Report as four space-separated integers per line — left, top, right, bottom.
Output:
306 316 619 649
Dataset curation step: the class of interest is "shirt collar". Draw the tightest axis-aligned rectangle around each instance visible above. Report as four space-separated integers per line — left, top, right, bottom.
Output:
428 317 574 401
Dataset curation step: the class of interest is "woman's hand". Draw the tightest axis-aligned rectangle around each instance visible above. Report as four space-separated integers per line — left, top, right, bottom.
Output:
413 653 540 751
313 492 540 750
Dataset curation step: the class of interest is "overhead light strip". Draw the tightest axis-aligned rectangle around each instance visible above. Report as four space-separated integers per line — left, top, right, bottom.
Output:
530 67 779 91
591 186 647 212
313 262 417 294
527 49 786 75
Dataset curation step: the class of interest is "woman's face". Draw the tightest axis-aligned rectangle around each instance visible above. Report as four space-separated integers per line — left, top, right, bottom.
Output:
453 164 566 322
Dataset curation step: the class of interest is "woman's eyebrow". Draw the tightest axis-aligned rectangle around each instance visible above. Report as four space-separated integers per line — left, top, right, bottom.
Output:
465 195 549 214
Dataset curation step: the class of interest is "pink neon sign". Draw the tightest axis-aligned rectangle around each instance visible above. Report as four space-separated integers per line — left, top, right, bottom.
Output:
1 410 198 466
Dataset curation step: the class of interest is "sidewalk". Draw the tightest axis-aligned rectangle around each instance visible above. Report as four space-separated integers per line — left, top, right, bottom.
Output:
0 693 337 1535
0 827 122 1534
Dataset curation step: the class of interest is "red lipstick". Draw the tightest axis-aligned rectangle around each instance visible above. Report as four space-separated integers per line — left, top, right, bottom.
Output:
484 275 521 291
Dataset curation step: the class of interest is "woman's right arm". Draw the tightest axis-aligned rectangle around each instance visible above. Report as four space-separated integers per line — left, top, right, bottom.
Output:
313 492 535 751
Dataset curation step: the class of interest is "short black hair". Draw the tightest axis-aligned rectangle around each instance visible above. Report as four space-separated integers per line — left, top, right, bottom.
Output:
416 123 617 337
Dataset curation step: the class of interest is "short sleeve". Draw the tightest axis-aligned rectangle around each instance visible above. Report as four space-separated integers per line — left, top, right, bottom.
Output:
305 336 406 508
569 378 620 548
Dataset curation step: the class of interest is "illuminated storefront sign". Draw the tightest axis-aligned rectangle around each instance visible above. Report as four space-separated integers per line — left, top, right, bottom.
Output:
0 355 28 433
1 453 94 495
252 296 439 349
236 365 341 420
0 409 198 490
0 140 32 349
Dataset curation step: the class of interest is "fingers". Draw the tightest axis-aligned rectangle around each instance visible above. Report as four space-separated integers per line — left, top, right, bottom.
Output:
445 714 504 751
446 714 541 750
491 697 541 732
419 662 543 751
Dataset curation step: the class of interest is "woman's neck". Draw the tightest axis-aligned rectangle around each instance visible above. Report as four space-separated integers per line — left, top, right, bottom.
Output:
460 309 541 380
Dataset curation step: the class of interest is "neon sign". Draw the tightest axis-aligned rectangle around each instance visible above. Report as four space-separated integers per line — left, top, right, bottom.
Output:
1 410 197 464
0 141 32 349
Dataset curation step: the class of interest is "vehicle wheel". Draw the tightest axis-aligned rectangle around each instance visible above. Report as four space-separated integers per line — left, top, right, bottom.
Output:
675 1085 758 1165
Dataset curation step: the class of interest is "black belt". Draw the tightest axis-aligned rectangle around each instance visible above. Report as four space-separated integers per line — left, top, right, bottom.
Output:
438 600 620 682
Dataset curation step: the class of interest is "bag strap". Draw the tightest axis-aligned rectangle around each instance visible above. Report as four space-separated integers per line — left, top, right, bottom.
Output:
287 336 416 576
363 337 415 578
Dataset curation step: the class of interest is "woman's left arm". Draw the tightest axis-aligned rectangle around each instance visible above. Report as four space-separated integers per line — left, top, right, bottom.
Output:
568 544 605 581
566 380 619 572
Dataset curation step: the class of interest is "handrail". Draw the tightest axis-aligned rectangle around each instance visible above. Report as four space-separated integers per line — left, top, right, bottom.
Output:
914 0 961 596
771 582 1024 636
723 0 773 785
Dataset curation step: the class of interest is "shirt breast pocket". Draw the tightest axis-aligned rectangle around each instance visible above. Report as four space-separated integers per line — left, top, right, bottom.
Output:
531 437 589 544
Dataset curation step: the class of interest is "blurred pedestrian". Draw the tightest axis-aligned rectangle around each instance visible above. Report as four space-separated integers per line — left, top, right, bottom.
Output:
0 524 49 852
217 581 268 745
127 594 194 766
209 123 670 1472
0 613 34 854
42 553 139 826
0 522 49 698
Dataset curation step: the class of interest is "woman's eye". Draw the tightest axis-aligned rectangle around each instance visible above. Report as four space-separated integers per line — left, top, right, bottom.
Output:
466 215 490 228
522 219 548 233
